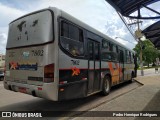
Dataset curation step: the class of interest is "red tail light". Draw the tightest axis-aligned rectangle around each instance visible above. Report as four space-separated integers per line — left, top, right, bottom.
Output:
44 64 54 83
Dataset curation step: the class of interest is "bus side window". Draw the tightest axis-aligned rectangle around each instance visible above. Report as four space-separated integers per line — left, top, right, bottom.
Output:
125 50 128 63
112 45 118 61
95 43 100 60
89 42 94 60
119 50 124 62
129 51 131 63
102 39 112 61
109 43 113 51
79 29 83 42
60 20 84 57
131 53 134 63
116 46 119 60
61 21 69 37
69 24 79 41
125 50 131 63
102 39 109 50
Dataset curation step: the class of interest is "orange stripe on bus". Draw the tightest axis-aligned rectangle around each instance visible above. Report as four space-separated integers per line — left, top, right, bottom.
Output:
115 63 123 79
108 62 119 83
108 62 114 75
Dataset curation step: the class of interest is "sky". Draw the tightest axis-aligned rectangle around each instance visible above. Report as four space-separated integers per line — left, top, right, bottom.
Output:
0 0 160 54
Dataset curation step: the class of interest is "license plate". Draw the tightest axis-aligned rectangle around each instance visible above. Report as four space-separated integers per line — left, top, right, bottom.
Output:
19 87 27 93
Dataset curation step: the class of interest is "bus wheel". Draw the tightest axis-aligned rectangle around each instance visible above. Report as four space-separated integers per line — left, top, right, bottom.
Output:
102 76 111 96
0 77 4 81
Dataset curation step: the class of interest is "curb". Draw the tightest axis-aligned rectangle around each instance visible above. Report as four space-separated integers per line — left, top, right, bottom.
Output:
133 78 144 86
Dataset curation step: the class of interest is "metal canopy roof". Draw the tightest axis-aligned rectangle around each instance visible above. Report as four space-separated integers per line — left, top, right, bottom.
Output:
106 0 160 19
142 21 160 48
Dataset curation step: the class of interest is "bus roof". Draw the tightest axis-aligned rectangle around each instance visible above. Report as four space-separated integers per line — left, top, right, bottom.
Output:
58 7 135 52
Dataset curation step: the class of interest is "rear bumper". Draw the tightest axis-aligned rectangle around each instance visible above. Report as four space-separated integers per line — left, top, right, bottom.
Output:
3 80 58 101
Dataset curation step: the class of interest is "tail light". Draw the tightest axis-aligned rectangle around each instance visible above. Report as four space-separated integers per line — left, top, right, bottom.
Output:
44 63 54 83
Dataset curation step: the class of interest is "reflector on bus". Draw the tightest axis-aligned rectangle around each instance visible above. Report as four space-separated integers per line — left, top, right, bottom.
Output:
44 63 54 83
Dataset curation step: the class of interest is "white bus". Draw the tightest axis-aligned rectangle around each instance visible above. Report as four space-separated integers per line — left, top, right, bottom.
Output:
4 7 136 101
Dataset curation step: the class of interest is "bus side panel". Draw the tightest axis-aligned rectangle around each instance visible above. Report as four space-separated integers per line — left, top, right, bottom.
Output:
58 49 88 100
101 61 124 86
124 63 128 81
124 63 135 81
127 63 135 80
101 61 111 86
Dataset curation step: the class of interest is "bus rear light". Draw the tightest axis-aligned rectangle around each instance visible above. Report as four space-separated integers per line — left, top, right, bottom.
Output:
60 88 64 92
59 81 67 84
82 78 87 80
37 87 42 90
44 64 54 83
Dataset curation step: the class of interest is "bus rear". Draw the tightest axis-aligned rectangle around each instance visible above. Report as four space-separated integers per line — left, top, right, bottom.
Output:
4 9 59 101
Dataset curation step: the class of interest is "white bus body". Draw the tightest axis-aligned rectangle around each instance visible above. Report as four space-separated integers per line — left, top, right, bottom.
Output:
4 7 136 101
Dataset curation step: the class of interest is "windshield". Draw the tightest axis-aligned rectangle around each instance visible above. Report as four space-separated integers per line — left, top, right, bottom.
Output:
7 10 53 48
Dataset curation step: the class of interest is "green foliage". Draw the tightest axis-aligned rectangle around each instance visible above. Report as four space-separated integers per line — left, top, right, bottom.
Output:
133 39 160 67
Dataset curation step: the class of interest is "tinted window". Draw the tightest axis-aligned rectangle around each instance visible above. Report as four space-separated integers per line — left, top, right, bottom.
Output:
102 40 118 61
102 39 109 50
88 42 94 60
125 50 132 63
61 21 69 37
125 50 127 62
60 20 84 57
109 43 113 51
129 51 131 63
95 43 100 60
69 25 79 40
131 53 134 63
61 21 83 42
119 50 124 62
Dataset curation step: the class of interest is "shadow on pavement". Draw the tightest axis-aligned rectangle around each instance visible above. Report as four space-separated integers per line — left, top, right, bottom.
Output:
134 90 160 120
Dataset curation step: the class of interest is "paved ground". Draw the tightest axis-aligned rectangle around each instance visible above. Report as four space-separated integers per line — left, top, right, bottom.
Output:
0 79 140 120
0 68 159 120
73 69 160 120
137 68 160 76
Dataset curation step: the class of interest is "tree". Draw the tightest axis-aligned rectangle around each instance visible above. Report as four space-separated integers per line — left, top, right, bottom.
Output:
133 39 160 67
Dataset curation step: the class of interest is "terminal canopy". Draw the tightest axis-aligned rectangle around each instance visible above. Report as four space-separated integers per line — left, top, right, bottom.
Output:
106 0 160 48
106 0 160 19
142 21 160 48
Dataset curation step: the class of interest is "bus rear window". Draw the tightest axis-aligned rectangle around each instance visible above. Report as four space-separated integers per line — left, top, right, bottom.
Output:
7 10 53 48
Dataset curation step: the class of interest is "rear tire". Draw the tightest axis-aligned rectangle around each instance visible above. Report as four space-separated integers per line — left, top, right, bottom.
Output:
102 76 111 96
0 77 4 81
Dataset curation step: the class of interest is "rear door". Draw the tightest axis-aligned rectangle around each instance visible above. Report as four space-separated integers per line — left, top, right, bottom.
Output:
87 40 101 94
119 49 124 82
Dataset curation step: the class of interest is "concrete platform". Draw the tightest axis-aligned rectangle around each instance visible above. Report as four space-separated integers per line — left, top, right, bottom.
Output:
73 71 160 120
